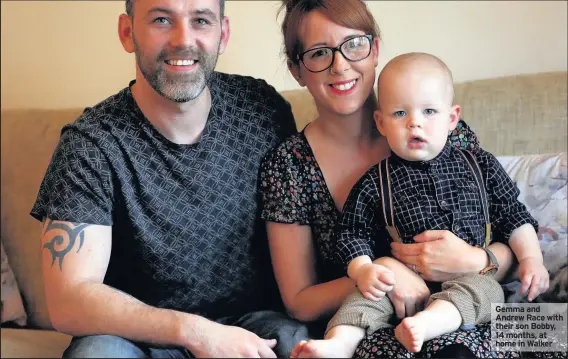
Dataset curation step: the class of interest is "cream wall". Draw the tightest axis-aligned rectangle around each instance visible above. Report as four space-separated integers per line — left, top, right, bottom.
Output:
1 0 566 110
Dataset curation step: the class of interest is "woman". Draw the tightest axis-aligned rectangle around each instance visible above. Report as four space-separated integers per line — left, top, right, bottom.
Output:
259 0 518 357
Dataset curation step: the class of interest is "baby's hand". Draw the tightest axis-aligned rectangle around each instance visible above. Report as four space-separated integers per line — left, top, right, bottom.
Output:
356 263 396 301
519 257 550 302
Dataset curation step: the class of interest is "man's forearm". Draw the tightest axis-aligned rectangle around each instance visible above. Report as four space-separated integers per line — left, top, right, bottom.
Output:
48 281 211 351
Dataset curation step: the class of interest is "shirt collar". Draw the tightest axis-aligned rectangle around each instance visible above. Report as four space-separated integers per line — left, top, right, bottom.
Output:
390 142 453 169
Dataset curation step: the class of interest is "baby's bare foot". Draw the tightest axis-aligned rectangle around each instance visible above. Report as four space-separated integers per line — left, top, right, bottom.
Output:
395 316 426 353
290 339 354 358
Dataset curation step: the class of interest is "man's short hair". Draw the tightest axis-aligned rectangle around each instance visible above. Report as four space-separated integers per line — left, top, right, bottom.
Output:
125 0 225 18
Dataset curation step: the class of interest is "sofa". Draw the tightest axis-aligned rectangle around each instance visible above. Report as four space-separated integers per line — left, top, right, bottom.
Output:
1 71 566 358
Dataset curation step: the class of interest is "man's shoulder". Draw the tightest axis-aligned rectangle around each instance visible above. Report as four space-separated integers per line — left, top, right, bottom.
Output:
212 71 273 91
211 72 285 104
64 86 137 138
211 72 296 140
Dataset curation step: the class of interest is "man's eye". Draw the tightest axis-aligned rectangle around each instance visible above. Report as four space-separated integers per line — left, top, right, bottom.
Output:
153 17 170 25
424 109 436 115
393 111 406 117
195 18 211 26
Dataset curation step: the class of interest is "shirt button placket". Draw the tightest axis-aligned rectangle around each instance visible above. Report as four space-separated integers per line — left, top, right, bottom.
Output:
431 166 447 211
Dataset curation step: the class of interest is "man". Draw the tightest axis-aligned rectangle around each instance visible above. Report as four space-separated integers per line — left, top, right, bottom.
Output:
30 0 308 357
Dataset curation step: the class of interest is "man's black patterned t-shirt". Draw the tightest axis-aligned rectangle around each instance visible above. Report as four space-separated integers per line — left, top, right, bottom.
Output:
31 72 297 319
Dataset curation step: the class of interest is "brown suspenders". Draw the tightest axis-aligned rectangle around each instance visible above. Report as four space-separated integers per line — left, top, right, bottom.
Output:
377 150 491 247
378 158 403 243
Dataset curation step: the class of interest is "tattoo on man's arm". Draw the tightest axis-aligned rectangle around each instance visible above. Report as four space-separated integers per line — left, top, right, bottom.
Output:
42 219 92 270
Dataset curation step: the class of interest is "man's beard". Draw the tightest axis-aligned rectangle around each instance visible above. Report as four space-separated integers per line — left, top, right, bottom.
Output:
133 35 221 103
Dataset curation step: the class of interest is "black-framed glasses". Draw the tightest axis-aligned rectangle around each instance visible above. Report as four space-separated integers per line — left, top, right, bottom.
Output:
297 35 373 73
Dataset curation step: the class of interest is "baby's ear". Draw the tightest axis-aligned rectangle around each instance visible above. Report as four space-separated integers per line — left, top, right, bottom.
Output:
374 110 385 135
448 105 461 131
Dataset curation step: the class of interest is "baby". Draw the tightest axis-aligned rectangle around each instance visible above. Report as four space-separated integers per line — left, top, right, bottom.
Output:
291 52 549 357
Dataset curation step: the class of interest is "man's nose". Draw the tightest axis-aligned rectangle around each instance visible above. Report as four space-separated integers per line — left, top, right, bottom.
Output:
170 22 196 49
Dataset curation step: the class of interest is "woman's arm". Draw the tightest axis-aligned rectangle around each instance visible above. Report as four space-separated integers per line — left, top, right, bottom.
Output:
267 221 356 322
390 230 518 283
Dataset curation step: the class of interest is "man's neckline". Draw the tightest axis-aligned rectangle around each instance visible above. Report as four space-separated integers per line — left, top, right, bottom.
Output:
125 77 219 149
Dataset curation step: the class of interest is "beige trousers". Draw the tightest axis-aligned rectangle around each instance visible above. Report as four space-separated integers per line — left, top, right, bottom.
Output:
326 273 504 336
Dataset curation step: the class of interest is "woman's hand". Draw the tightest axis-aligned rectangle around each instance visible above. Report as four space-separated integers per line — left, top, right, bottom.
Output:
390 230 485 282
375 257 430 319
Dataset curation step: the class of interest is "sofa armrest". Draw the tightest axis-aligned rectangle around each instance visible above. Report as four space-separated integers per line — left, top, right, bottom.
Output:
498 152 567 303
0 328 71 358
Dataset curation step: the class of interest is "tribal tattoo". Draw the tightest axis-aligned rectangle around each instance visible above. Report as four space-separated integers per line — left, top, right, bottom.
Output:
42 219 91 270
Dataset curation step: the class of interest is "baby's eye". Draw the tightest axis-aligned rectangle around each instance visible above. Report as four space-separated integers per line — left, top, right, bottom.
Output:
393 111 406 117
424 109 436 115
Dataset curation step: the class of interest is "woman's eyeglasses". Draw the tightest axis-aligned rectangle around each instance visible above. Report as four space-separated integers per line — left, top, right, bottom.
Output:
296 35 373 73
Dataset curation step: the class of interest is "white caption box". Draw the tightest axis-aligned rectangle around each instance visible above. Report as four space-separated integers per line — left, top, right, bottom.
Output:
491 303 567 352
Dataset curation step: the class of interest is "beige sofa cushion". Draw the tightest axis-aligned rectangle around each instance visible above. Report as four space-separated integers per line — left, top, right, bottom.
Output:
1 238 27 326
1 109 84 328
454 71 567 156
0 329 71 358
282 71 567 156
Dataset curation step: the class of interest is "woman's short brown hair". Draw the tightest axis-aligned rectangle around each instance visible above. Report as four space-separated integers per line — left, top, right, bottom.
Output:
279 0 381 66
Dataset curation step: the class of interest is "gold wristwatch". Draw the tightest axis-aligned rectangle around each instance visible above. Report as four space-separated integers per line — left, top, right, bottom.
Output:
479 247 499 276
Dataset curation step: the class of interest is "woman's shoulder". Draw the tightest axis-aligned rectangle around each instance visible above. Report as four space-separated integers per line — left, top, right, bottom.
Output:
448 118 480 152
261 131 312 165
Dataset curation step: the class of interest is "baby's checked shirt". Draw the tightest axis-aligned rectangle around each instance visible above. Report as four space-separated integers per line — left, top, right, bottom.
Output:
334 144 538 269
